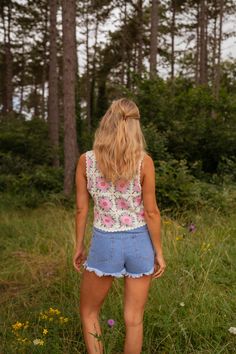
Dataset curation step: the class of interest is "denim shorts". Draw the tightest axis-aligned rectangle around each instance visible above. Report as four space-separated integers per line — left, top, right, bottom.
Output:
82 224 156 278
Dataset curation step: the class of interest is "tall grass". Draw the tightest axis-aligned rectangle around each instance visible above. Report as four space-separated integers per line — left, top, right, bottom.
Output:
0 196 236 353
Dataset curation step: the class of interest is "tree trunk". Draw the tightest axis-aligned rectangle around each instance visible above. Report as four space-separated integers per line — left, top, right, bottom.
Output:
170 0 175 80
199 0 207 85
62 0 79 197
1 3 13 114
48 0 59 167
41 3 48 121
195 2 200 85
19 40 25 115
137 0 143 75
212 11 217 94
90 14 99 127
85 4 92 132
150 0 159 78
121 1 127 85
215 0 224 99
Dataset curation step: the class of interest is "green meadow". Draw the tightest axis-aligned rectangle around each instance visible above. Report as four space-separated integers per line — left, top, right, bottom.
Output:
1 195 236 354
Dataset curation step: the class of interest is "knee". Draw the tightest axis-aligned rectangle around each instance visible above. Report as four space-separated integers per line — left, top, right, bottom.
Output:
124 310 144 327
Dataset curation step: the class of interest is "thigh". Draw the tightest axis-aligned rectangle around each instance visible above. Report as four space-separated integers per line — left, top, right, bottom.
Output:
80 269 114 314
123 275 152 319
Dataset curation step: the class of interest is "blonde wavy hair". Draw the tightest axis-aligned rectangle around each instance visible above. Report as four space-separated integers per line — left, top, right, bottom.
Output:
93 98 147 184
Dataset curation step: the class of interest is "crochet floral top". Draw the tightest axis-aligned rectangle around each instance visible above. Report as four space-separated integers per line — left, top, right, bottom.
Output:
85 150 147 232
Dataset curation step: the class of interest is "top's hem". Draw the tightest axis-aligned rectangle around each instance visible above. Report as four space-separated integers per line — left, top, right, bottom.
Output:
93 222 147 233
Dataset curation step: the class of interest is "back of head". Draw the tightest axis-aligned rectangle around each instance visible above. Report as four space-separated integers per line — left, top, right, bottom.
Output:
93 98 147 184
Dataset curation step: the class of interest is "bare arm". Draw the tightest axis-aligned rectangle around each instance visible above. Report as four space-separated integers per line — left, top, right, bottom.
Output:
75 153 90 248
142 154 163 256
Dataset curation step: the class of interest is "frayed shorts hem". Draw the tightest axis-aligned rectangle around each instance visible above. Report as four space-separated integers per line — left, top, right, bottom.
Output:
82 261 154 278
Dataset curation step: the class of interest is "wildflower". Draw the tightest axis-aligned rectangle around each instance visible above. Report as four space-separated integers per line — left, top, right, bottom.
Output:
39 312 48 320
33 338 44 346
229 327 236 335
24 321 29 329
201 242 211 252
43 328 48 335
49 307 60 315
188 223 196 233
179 302 185 307
59 316 69 323
107 319 115 327
12 321 24 331
176 236 183 241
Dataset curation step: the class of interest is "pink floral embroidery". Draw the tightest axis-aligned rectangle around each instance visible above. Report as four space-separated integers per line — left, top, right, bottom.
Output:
102 215 115 228
96 177 110 191
120 214 133 226
94 209 100 221
137 209 145 220
116 198 129 210
87 156 93 168
115 179 129 193
133 178 141 192
99 197 112 211
134 196 141 206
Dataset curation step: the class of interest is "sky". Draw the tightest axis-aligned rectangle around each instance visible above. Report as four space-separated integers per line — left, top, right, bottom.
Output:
77 4 236 78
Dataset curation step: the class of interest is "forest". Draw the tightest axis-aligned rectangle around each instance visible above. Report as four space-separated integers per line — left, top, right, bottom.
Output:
1 0 236 353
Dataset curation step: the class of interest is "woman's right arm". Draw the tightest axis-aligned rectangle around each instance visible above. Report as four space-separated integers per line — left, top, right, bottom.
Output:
142 154 166 278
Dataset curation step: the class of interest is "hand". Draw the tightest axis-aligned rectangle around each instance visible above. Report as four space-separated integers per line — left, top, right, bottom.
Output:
73 244 87 272
152 253 166 279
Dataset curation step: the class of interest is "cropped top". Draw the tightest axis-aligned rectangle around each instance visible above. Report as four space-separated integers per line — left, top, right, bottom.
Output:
85 150 147 232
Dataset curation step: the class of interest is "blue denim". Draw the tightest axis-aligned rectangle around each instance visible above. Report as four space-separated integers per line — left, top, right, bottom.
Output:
82 224 156 278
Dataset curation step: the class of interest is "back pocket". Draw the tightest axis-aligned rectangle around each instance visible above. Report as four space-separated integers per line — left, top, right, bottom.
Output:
90 233 114 263
135 234 155 261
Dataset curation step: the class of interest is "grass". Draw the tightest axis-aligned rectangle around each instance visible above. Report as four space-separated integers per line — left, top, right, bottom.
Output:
0 195 236 353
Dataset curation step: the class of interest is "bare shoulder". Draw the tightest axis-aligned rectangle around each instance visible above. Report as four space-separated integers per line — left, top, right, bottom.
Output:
141 153 154 184
142 153 155 171
76 152 87 176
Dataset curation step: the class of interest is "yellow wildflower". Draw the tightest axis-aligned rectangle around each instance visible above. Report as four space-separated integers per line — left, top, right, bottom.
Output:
201 242 211 252
176 236 183 241
43 328 48 335
24 321 29 329
39 312 48 320
63 317 69 323
12 321 23 330
49 307 60 315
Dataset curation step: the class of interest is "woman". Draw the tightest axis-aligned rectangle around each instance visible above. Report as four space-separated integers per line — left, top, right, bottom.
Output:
73 98 166 354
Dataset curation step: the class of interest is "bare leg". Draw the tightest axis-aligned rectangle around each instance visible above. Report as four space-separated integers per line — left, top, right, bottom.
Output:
123 275 152 354
79 269 114 354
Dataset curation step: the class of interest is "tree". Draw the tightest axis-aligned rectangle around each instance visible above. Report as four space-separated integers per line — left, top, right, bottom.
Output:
48 0 59 167
150 0 159 77
62 0 78 197
0 0 13 114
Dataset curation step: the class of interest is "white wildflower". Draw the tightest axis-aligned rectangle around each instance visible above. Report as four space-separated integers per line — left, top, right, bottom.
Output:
179 302 185 307
33 338 44 345
228 327 236 335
